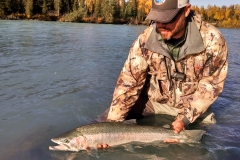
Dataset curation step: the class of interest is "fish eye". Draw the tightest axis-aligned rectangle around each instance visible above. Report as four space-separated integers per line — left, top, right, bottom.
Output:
63 139 70 143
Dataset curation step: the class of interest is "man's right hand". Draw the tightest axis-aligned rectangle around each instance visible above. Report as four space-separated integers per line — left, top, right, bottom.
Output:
171 119 185 133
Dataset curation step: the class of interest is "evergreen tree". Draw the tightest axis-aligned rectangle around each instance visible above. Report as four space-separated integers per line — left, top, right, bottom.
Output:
101 0 114 23
0 0 5 15
125 0 137 23
4 0 20 14
0 0 239 27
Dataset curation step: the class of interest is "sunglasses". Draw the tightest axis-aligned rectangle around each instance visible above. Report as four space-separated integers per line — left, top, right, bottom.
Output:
163 7 185 24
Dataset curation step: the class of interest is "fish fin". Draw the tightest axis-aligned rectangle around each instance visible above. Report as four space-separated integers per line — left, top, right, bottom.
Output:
163 138 180 143
185 130 206 142
123 119 137 124
162 124 171 129
123 144 136 153
86 147 99 158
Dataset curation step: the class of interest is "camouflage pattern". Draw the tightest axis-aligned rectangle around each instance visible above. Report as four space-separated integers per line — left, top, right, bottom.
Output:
106 11 228 124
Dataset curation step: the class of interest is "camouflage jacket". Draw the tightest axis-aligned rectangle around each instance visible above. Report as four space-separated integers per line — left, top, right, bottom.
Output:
106 11 228 124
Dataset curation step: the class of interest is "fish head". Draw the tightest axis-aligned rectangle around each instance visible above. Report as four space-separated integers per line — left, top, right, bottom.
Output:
49 128 87 151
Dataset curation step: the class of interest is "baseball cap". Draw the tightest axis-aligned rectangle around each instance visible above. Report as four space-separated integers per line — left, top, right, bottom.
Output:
146 0 189 23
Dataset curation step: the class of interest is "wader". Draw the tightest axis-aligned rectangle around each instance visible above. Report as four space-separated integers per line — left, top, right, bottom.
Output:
96 94 216 124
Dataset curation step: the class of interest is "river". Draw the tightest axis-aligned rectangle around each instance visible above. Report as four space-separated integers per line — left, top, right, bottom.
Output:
0 20 239 160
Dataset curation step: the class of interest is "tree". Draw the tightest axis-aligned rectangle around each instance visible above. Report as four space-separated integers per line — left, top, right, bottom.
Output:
125 0 137 18
235 4 240 20
4 0 21 14
94 0 101 18
0 0 5 15
0 0 239 27
42 0 47 15
85 0 95 17
72 0 79 11
24 0 33 18
214 6 225 21
200 6 207 20
101 0 114 23
119 0 125 18
54 0 62 16
137 0 151 21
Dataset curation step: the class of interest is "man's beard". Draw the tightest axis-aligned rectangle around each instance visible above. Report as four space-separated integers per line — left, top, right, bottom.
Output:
159 17 187 40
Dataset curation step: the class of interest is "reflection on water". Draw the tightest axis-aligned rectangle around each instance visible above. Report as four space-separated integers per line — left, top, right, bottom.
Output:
0 20 240 160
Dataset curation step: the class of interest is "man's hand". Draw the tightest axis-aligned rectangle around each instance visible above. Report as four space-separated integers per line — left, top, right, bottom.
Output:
171 119 185 133
163 119 185 143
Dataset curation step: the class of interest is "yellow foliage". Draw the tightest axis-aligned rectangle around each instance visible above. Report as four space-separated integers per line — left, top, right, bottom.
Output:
137 0 151 15
145 0 152 14
85 0 96 13
97 17 104 23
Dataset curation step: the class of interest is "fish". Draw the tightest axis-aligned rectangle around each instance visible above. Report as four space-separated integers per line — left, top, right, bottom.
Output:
49 121 206 152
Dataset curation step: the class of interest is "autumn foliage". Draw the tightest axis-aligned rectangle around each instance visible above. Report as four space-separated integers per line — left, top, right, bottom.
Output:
192 5 240 28
0 0 239 27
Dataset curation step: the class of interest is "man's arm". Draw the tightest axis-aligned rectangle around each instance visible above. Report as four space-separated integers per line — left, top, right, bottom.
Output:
106 37 149 122
175 27 228 130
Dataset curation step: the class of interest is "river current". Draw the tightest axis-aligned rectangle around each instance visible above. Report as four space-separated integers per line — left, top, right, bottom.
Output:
0 20 240 160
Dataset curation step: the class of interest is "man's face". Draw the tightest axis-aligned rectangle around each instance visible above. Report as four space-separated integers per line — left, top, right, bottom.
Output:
155 8 187 40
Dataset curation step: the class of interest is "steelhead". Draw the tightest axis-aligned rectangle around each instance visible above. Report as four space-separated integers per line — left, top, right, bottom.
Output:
49 122 205 152
49 122 205 151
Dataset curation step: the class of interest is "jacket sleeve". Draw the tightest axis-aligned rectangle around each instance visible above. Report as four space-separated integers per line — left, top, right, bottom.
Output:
177 27 228 124
106 37 149 122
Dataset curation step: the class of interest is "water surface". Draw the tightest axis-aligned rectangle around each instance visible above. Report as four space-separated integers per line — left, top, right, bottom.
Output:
0 20 239 160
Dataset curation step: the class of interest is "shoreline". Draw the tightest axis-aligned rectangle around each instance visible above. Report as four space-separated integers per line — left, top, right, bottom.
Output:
1 14 239 29
0 14 148 26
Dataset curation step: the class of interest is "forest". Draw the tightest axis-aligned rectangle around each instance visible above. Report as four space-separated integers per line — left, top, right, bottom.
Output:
0 0 240 28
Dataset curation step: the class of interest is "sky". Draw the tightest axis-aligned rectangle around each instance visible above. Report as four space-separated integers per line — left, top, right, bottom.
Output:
190 0 239 7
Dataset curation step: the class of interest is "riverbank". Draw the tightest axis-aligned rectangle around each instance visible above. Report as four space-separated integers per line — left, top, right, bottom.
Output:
0 14 149 25
0 14 58 21
0 13 239 28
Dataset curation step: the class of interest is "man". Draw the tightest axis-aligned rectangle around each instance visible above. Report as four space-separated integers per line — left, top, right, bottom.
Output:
96 0 228 147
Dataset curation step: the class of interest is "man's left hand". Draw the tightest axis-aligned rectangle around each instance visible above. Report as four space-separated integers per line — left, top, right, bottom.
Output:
171 119 185 133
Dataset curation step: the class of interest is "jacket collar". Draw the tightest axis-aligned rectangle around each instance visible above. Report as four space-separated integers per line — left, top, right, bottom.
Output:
144 12 205 61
